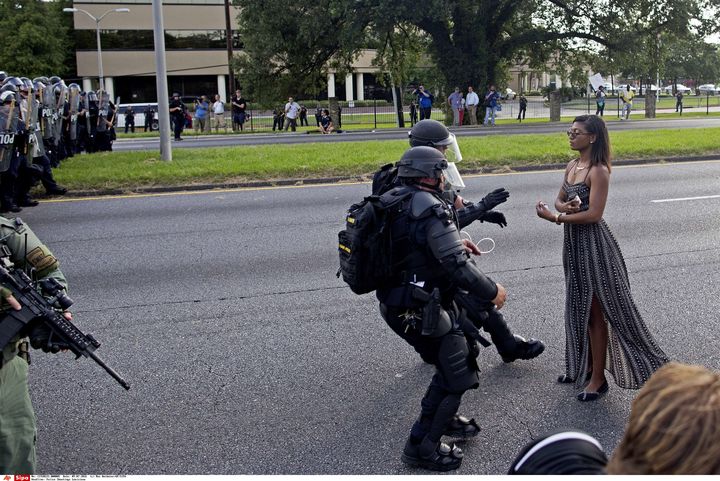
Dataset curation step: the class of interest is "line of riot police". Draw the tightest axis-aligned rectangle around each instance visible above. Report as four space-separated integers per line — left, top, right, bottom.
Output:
0 72 121 212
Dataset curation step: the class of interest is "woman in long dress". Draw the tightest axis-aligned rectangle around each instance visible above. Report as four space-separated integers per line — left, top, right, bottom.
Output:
536 115 669 401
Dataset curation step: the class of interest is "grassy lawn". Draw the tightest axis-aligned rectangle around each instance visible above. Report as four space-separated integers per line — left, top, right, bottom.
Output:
51 127 720 192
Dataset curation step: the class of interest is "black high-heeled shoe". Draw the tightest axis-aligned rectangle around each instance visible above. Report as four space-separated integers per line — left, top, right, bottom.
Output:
576 380 609 402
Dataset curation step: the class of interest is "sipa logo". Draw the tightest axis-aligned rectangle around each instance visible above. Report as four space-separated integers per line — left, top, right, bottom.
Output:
14 475 31 481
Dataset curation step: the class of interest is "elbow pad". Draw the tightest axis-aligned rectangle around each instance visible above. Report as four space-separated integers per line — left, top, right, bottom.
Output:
456 201 490 229
426 217 498 301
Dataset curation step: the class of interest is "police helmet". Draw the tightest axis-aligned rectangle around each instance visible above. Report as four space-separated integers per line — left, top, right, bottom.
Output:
19 77 32 91
396 146 448 179
33 76 49 85
408 119 453 147
0 72 7 83
49 75 62 85
0 91 15 104
0 83 18 94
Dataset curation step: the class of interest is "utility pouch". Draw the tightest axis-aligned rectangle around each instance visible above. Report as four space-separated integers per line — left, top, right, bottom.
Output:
412 287 451 338
17 340 30 364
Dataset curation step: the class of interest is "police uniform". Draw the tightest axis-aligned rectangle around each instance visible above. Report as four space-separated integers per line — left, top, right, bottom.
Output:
0 215 66 474
407 120 544 364
376 146 501 471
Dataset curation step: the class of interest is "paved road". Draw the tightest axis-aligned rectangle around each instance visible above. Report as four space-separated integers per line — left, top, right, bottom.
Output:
113 117 720 151
21 159 720 474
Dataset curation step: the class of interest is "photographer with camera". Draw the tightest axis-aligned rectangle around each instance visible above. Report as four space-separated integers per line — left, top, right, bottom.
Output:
412 84 434 120
193 95 209 134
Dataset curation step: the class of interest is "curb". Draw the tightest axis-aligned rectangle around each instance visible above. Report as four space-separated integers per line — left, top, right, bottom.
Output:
44 154 720 199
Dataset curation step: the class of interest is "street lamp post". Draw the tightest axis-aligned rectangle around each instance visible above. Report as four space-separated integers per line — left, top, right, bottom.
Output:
63 7 129 91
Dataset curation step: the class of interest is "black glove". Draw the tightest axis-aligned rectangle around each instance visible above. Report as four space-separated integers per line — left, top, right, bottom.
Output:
478 188 510 211
481 210 507 228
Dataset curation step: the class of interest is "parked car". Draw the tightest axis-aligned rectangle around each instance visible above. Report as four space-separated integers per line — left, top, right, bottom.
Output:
502 88 517 100
117 103 159 131
698 84 717 95
662 84 692 94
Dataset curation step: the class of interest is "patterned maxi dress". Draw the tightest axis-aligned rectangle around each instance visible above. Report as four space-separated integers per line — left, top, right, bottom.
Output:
562 172 669 389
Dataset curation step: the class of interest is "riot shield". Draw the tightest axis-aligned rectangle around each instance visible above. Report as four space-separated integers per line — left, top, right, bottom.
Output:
96 90 110 133
52 82 67 145
0 100 18 172
28 97 44 158
68 84 80 141
40 84 55 140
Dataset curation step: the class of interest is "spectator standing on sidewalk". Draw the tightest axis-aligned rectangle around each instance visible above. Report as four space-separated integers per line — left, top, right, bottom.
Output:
212 94 225 132
620 86 633 120
483 85 501 126
283 96 300 131
447 87 464 126
595 86 606 116
231 89 247 132
412 85 433 120
193 96 209 134
465 86 479 125
675 91 683 115
517 95 528 122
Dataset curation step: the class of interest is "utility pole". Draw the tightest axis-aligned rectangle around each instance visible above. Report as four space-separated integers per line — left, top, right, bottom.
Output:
152 0 172 161
224 0 235 96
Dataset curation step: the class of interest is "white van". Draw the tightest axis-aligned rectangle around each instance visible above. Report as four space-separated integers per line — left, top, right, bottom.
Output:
116 103 159 131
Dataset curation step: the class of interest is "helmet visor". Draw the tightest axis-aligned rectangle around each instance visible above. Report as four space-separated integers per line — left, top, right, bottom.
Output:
439 133 463 163
444 161 465 191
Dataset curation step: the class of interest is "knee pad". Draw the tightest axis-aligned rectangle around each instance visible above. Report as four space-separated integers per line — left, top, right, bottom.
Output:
437 332 479 393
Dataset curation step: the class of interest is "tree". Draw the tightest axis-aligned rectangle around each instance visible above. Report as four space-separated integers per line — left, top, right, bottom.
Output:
235 0 720 98
0 0 72 78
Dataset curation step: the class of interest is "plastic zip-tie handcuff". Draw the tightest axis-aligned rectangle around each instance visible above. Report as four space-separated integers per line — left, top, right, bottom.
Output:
460 231 495 254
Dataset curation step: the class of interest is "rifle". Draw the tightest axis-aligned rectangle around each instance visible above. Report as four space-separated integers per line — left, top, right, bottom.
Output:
0 252 130 390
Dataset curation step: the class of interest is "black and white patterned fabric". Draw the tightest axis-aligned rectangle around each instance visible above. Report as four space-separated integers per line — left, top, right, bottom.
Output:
561 177 669 389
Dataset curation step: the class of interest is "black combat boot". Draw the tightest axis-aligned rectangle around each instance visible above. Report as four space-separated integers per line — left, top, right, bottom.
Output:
500 335 546 363
443 415 480 438
402 436 463 471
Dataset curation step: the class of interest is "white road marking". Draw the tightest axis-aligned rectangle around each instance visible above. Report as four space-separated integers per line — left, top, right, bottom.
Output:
651 194 720 203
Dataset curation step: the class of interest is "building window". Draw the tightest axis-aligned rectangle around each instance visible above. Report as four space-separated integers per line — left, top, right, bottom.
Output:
74 29 242 49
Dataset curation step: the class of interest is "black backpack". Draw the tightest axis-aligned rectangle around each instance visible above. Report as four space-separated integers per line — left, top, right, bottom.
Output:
371 163 399 195
337 195 395 295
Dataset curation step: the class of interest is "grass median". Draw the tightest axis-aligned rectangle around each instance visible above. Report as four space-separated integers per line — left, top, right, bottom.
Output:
51 127 720 193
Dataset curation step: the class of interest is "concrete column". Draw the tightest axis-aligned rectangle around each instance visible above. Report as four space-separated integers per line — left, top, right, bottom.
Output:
105 77 115 100
217 75 227 102
327 73 336 98
345 73 354 102
82 77 93 93
355 72 364 101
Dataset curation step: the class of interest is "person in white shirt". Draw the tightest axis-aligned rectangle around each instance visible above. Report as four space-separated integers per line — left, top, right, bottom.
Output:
284 97 300 132
212 94 225 132
465 86 480 125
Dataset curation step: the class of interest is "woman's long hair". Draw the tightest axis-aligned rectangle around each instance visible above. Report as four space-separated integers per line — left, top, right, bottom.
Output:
573 115 612 172
606 362 720 474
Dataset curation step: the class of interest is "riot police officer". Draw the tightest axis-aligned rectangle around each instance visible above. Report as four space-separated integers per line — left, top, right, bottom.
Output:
377 146 506 471
407 119 545 363
0 215 69 474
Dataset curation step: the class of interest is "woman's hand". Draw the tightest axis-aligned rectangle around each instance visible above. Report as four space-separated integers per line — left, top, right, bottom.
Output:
535 201 555 222
558 196 581 213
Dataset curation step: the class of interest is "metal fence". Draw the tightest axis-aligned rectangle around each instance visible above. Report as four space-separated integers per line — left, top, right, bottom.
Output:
165 94 720 133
